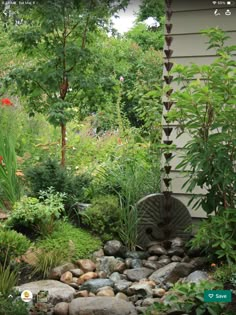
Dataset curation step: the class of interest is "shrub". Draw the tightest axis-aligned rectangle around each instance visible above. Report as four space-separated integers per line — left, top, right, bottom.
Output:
24 158 92 208
6 188 65 237
189 209 236 264
0 229 31 265
81 195 120 241
168 28 236 215
35 220 101 261
24 159 67 196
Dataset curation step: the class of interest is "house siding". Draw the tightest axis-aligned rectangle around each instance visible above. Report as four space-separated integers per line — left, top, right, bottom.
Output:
162 0 236 218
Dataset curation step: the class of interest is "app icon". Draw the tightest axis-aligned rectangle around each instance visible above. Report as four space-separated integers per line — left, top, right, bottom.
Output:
225 9 232 15
21 290 33 303
214 9 221 16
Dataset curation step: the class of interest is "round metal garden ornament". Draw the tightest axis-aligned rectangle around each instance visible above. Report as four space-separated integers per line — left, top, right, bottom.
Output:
137 193 192 248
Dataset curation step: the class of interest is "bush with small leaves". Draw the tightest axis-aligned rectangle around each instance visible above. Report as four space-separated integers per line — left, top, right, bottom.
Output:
6 188 65 237
0 229 31 266
81 195 120 241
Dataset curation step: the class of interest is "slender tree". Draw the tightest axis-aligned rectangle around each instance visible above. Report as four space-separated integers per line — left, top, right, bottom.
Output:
5 0 128 166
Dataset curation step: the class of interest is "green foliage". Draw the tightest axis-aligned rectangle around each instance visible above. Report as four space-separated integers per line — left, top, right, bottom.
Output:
81 195 120 241
32 248 69 279
25 158 92 207
0 229 31 266
189 209 236 264
213 264 236 287
92 137 161 250
126 23 164 51
168 28 236 214
4 0 128 165
0 107 21 210
146 281 230 315
0 291 28 315
0 265 18 296
24 159 67 196
7 188 65 237
36 220 101 260
137 0 165 22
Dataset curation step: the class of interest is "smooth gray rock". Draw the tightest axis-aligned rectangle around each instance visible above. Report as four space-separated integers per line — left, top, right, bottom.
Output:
157 258 171 265
185 270 209 283
165 263 194 283
54 302 69 315
142 297 161 307
79 278 114 293
190 257 208 268
171 256 182 262
70 269 84 277
104 240 126 257
15 280 75 305
128 283 153 298
125 251 148 260
170 237 185 248
114 280 132 293
96 256 124 276
149 262 178 284
148 245 167 256
109 272 122 282
167 247 185 257
142 260 162 270
125 268 154 282
130 259 143 269
69 297 137 315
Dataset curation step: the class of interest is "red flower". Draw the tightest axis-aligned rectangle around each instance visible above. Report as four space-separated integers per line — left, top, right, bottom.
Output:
0 156 3 165
1 98 13 106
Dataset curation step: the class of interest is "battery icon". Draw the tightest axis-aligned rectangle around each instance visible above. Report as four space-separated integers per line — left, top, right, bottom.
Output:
227 1 231 4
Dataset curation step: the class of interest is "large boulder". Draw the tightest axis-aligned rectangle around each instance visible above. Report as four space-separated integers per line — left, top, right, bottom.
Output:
15 280 75 305
69 297 137 315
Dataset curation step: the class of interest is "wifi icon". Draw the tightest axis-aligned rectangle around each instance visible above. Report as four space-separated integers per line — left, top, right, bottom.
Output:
213 1 217 4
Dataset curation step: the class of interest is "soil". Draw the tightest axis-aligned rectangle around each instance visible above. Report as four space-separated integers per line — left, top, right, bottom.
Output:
18 263 42 285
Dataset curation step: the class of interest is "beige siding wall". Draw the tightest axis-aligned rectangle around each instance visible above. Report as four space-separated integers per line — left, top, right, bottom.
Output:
162 0 236 218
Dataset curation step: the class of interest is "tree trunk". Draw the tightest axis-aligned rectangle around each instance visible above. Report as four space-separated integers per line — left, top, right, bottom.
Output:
61 123 66 167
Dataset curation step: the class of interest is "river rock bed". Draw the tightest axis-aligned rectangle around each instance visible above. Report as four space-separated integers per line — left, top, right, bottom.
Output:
17 238 210 315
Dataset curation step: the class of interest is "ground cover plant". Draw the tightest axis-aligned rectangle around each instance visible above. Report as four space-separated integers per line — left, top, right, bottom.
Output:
146 281 233 315
35 220 102 262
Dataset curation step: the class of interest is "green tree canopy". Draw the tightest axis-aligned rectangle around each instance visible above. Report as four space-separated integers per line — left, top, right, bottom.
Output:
3 0 129 166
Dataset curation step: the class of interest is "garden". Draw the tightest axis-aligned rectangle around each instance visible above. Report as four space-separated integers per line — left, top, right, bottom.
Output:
0 1 235 315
